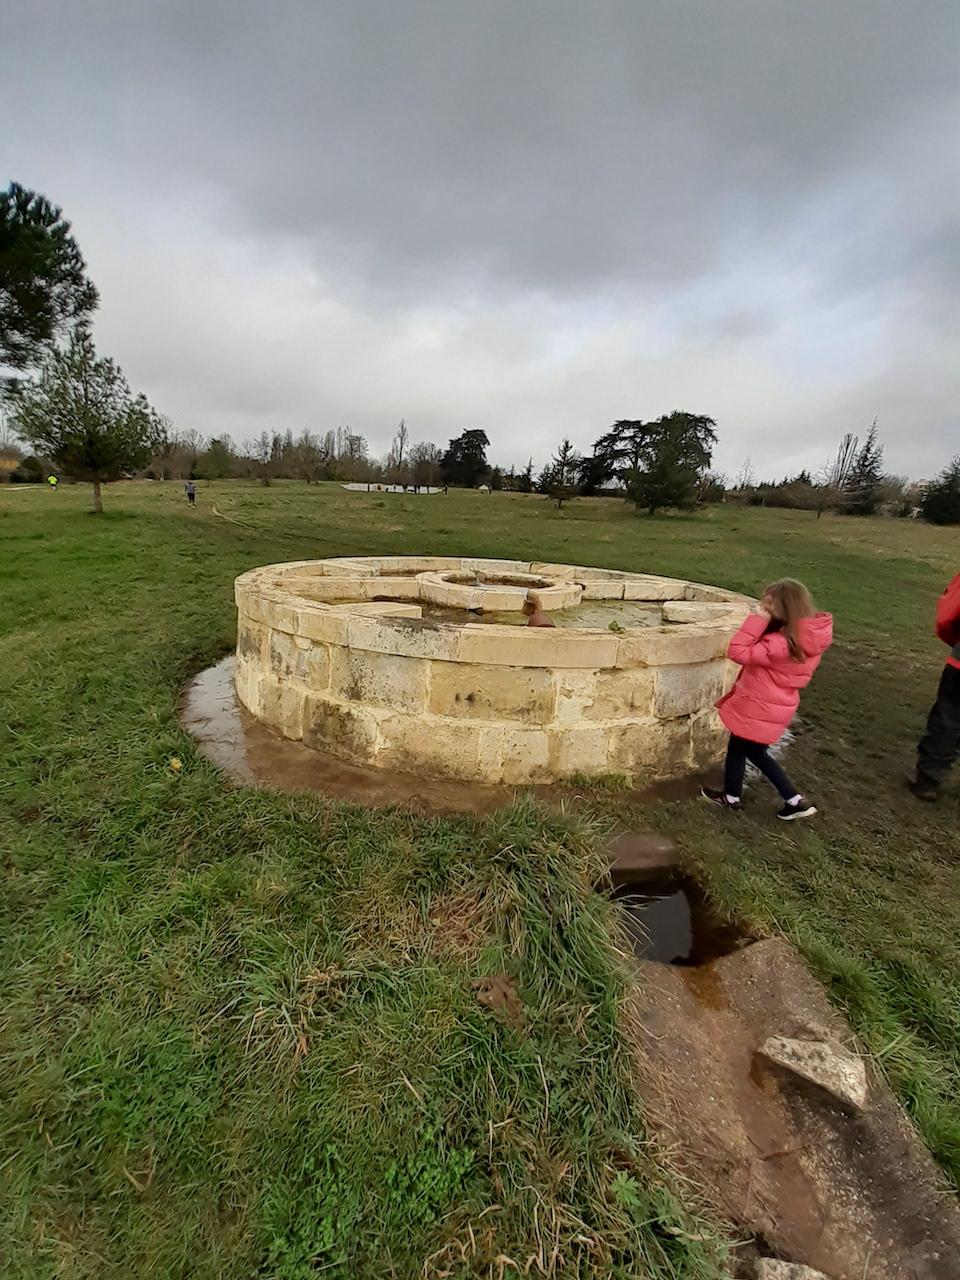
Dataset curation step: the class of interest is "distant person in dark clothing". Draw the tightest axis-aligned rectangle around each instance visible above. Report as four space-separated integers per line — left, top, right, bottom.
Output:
911 571 960 801
185 481 197 506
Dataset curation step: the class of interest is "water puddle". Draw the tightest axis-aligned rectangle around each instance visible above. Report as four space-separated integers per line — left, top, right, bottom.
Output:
181 661 712 813
611 875 749 966
180 656 523 814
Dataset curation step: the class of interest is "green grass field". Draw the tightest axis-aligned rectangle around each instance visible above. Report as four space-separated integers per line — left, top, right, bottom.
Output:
2 479 958 1279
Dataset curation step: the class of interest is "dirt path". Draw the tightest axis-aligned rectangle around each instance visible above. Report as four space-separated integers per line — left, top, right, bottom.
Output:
628 936 960 1278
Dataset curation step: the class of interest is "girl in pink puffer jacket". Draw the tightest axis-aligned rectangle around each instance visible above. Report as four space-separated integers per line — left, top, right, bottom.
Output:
701 578 833 821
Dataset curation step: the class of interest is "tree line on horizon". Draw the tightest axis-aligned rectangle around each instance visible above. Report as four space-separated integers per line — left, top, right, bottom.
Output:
2 180 959 524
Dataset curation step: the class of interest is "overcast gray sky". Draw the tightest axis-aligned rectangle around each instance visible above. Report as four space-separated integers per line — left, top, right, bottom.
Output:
4 1 959 478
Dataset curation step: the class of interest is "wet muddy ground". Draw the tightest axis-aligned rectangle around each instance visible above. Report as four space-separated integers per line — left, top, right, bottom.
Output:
602 829 960 1277
180 663 960 1275
180 656 526 813
180 657 709 813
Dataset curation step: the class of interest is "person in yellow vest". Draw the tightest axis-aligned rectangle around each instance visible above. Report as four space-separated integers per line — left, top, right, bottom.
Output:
47 475 58 490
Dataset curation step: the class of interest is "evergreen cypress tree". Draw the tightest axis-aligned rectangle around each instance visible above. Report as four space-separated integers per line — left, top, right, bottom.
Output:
920 456 960 525
842 423 884 515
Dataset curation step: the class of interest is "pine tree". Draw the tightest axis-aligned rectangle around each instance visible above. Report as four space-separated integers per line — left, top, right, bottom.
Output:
1 182 99 386
920 456 960 525
545 438 580 507
9 332 166 512
841 423 884 515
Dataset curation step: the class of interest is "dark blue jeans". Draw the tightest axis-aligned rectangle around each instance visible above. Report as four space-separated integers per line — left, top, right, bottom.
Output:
724 734 797 801
917 664 960 788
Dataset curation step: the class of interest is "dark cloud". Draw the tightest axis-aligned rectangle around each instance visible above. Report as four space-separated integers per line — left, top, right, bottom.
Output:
3 1 958 476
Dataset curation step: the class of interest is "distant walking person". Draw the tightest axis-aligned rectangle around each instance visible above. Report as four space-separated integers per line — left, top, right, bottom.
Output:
911 571 960 801
47 475 58 490
184 480 197 506
701 579 833 821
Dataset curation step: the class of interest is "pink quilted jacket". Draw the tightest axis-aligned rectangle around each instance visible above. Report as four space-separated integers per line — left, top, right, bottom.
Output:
716 612 833 745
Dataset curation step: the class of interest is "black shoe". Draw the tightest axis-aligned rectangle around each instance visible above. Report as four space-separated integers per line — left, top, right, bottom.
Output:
777 797 817 821
700 786 741 810
907 777 939 803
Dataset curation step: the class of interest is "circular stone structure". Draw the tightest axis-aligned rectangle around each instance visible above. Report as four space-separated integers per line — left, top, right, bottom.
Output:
233 556 754 785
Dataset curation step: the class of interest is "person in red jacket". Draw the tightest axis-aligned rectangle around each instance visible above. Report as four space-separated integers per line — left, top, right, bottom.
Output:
911 572 960 801
701 579 833 820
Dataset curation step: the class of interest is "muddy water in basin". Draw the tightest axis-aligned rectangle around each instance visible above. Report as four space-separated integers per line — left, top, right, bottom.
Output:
612 877 747 966
415 600 663 628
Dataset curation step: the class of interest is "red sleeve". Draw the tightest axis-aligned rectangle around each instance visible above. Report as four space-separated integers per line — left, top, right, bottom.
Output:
935 573 960 647
726 613 790 667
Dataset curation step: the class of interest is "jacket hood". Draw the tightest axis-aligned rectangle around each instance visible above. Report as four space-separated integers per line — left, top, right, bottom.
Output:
798 612 833 656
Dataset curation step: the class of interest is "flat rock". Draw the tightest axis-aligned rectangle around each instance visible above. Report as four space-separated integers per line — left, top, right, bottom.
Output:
759 1036 867 1110
605 830 680 886
755 1261 833 1280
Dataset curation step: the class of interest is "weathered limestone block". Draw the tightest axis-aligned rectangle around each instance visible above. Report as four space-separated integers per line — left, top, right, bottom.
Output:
280 574 370 600
590 668 657 720
267 630 331 688
662 600 750 625
553 671 598 725
257 675 306 741
429 662 557 724
606 717 691 779
653 661 727 718
556 668 656 723
421 581 484 610
296 607 354 647
461 557 533 575
622 576 688 601
343 614 462 661
256 593 302 634
457 626 619 669
329 647 428 713
235 586 271 625
527 582 583 610
617 627 729 667
479 724 551 784
547 725 609 775
577 578 626 600
467 587 524 612
331 602 423 618
525 561 574 576
382 556 463 573
321 557 378 576
234 654 263 716
237 616 268 663
758 1036 868 1110
689 707 728 766
379 716 484 780
302 694 380 760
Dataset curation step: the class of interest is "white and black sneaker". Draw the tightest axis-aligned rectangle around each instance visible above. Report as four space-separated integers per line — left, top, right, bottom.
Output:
777 797 817 821
700 786 741 810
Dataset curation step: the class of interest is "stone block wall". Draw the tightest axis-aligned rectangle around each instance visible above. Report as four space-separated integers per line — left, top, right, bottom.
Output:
233 557 752 784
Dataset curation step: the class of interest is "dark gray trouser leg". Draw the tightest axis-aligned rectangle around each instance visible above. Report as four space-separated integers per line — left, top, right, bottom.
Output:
917 665 960 787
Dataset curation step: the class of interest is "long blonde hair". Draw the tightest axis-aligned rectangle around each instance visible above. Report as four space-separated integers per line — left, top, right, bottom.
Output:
763 578 815 661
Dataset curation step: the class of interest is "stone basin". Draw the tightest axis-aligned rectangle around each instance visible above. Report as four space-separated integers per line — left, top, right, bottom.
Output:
233 556 754 784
